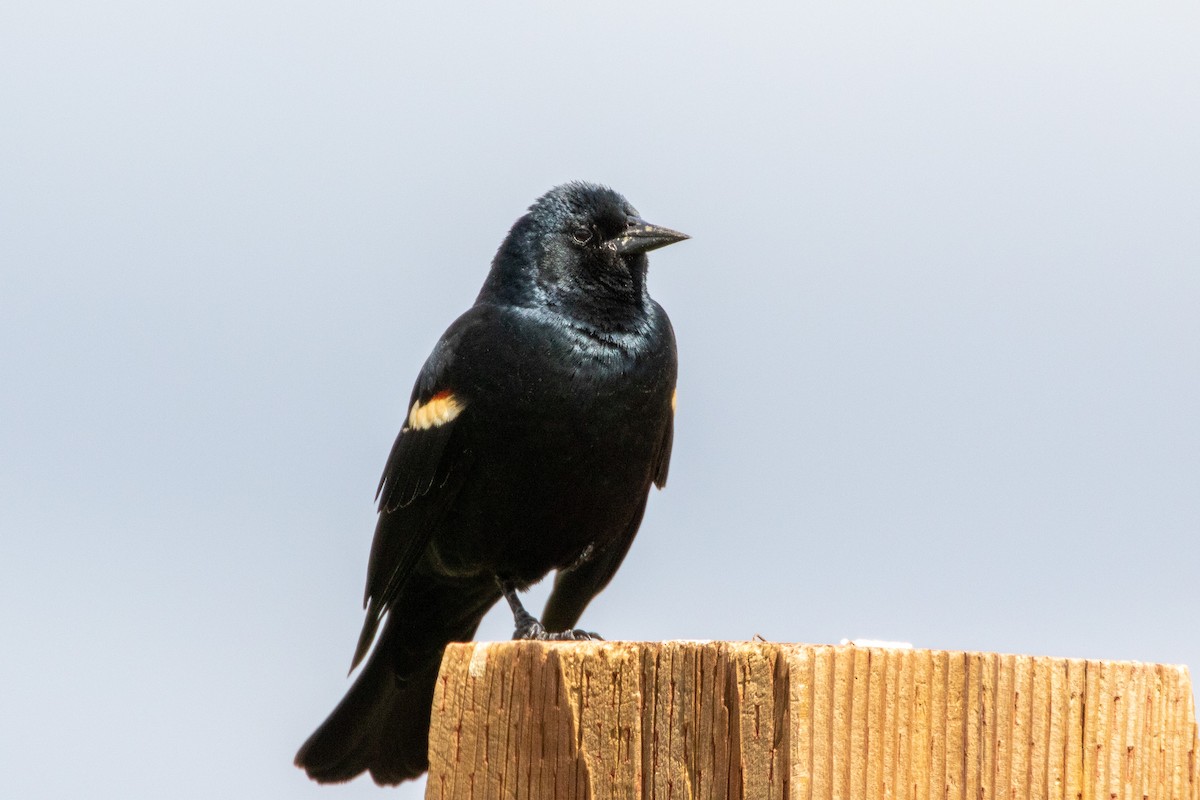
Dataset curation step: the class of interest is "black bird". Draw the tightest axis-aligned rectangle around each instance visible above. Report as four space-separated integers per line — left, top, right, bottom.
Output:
295 182 687 785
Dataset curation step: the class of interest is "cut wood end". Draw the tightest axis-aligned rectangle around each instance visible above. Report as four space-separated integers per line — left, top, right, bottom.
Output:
838 638 914 649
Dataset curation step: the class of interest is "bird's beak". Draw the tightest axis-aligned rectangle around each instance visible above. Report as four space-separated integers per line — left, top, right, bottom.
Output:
605 218 690 255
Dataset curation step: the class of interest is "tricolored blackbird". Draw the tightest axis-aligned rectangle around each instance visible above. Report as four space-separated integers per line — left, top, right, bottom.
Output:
295 182 688 785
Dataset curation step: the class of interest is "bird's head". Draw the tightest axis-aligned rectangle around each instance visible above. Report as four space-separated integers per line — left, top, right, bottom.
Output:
527 181 689 261
482 182 688 326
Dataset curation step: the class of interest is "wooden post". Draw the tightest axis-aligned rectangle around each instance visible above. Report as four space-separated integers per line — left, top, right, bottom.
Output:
424 641 1199 800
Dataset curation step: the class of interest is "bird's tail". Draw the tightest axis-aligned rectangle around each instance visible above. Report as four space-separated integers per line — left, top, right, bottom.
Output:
295 576 500 785
294 644 439 784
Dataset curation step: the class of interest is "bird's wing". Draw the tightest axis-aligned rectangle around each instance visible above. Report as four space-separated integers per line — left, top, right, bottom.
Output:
650 306 678 491
652 396 674 489
348 323 475 672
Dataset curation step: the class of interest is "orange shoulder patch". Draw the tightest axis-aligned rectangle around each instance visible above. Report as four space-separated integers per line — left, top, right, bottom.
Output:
408 390 464 431
671 387 677 414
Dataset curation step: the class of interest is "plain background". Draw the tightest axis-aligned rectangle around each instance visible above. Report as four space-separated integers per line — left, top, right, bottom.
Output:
2 3 1197 798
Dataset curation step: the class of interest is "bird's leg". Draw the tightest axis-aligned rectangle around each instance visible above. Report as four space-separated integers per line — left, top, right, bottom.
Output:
497 578 603 642
499 578 542 637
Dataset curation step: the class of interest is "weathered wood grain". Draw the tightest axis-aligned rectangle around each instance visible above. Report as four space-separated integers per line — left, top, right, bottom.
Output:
425 641 1199 800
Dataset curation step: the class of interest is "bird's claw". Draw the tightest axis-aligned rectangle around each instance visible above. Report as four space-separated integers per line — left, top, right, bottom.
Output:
512 621 603 642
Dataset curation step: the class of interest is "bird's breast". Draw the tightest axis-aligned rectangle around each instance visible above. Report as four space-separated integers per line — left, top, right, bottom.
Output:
455 319 668 481
425 307 675 580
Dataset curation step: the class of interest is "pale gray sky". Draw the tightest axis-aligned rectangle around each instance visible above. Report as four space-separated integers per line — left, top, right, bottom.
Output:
2 3 1197 798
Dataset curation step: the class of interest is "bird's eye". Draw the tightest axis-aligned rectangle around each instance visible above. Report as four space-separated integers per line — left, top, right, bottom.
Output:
572 226 593 245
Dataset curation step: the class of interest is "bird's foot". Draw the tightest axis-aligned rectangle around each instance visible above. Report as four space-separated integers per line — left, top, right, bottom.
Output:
499 576 604 641
512 620 603 642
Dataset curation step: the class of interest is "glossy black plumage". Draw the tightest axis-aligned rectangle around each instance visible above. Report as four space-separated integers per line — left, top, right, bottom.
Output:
295 182 687 785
